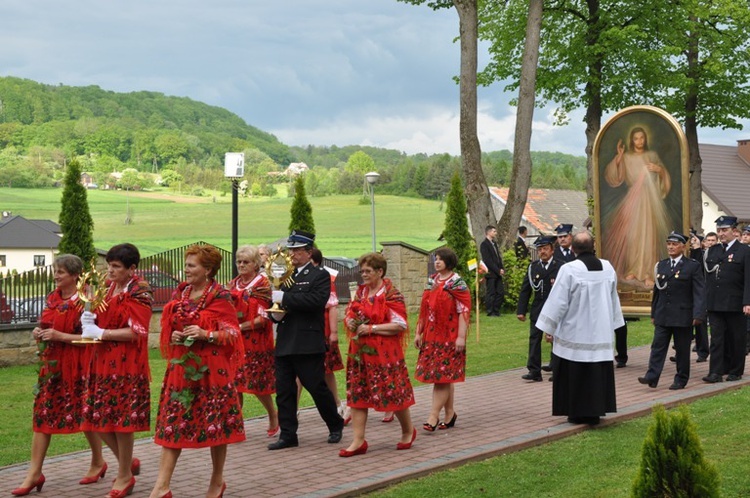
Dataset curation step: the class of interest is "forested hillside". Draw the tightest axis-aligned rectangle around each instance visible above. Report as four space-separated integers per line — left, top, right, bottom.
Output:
0 76 586 198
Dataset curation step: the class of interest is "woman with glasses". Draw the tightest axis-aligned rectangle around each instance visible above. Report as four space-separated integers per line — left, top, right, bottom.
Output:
339 252 416 457
228 245 278 437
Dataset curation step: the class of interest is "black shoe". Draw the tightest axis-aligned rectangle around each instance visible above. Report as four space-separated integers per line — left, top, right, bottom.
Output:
541 364 552 372
668 383 685 390
567 416 600 425
268 438 299 450
726 374 742 382
702 374 723 383
638 376 657 388
327 430 343 444
669 356 676 363
616 361 627 368
521 373 543 382
696 356 707 363
548 376 553 382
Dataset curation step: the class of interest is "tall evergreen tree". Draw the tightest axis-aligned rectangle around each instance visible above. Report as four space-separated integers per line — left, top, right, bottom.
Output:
58 159 96 266
443 170 474 276
288 175 315 234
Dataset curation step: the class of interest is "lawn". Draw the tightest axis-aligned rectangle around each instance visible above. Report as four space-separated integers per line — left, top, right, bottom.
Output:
0 187 445 257
0 315 655 467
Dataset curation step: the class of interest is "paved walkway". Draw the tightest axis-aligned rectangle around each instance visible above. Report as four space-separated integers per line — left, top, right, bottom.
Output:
2 345 748 497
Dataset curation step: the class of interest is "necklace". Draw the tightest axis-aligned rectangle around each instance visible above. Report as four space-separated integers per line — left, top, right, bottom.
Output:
235 273 259 292
175 282 213 323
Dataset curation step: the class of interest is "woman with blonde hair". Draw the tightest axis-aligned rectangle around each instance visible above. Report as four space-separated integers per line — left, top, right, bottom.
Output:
228 245 278 437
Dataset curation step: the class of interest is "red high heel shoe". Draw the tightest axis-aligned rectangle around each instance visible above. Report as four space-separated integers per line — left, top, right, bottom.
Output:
79 462 108 484
131 458 141 476
396 428 417 450
107 476 136 498
11 474 45 496
339 440 368 457
161 492 173 498
381 412 395 423
211 482 226 498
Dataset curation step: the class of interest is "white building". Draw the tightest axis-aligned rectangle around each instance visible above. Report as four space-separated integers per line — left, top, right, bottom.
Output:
0 213 62 274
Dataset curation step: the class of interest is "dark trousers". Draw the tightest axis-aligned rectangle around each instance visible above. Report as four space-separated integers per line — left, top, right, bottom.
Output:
693 320 709 359
615 323 628 364
275 353 343 442
485 276 503 316
526 323 543 375
646 325 692 386
708 311 748 377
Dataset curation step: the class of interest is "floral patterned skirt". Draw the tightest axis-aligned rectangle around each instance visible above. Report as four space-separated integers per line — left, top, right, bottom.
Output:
346 335 415 412
324 336 344 374
81 342 150 433
155 344 245 448
415 340 466 384
33 345 89 434
235 348 276 395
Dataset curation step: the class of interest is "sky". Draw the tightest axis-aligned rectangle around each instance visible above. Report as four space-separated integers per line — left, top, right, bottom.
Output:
1 0 747 157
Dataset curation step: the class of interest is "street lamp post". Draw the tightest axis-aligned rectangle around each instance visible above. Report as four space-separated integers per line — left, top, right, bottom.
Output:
224 152 245 278
365 171 380 253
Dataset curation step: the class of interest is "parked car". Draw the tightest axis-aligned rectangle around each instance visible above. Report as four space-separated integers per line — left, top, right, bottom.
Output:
135 269 180 307
0 290 14 323
325 256 358 269
9 297 46 323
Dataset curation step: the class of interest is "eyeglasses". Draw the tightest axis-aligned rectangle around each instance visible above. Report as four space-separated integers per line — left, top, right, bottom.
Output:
236 260 252 265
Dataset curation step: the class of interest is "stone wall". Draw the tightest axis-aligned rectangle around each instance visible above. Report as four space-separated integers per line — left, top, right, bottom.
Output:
381 241 430 314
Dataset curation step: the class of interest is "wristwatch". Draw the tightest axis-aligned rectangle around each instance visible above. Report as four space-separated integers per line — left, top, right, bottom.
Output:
208 331 215 343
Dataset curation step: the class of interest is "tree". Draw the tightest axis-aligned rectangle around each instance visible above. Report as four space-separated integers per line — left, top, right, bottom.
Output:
632 404 720 497
495 0 542 249
443 170 474 276
288 175 315 234
58 159 96 265
400 0 495 247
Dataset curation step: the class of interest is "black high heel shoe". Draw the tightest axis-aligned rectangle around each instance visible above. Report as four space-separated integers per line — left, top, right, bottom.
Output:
423 421 437 432
438 413 458 430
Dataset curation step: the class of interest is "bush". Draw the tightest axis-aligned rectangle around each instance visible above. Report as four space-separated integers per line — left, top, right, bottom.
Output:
632 404 720 497
502 248 526 311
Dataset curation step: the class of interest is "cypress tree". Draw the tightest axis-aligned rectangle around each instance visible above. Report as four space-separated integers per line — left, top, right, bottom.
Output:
58 159 96 266
632 404 720 497
443 170 474 276
288 175 315 234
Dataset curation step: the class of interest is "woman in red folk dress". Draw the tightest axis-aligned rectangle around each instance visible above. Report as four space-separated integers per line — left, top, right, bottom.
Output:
228 245 278 437
80 243 153 498
339 252 416 457
11 255 105 496
415 247 471 432
149 245 244 498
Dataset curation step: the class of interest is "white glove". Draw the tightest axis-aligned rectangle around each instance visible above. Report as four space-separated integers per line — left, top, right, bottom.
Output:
272 291 284 304
81 311 97 326
82 323 104 340
271 312 286 322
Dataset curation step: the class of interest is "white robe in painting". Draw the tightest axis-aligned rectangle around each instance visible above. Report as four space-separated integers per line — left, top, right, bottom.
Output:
537 259 625 362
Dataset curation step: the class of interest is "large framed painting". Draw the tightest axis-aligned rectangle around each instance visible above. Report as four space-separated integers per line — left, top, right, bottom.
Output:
593 105 689 315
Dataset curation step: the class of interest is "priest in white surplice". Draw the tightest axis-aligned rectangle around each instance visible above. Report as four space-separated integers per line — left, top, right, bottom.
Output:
537 231 625 425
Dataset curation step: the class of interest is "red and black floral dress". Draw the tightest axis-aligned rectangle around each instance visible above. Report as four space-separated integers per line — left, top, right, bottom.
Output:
228 274 276 395
415 273 471 384
33 289 87 434
324 276 344 373
344 278 415 412
81 277 153 433
155 281 245 449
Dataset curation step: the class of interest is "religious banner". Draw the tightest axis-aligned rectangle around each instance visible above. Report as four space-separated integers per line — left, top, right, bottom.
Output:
593 105 690 315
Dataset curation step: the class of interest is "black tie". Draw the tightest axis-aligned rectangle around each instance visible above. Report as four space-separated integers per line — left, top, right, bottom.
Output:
564 249 569 258
671 259 676 270
722 243 728 250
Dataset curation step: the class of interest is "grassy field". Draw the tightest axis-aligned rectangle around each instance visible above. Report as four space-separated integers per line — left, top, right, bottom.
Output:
0 315 656 467
0 187 446 257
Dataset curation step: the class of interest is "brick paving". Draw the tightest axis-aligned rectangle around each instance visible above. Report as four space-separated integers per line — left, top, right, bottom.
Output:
2 345 747 497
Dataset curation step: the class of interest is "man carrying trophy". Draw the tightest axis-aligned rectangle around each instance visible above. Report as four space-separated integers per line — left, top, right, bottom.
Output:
267 229 345 450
